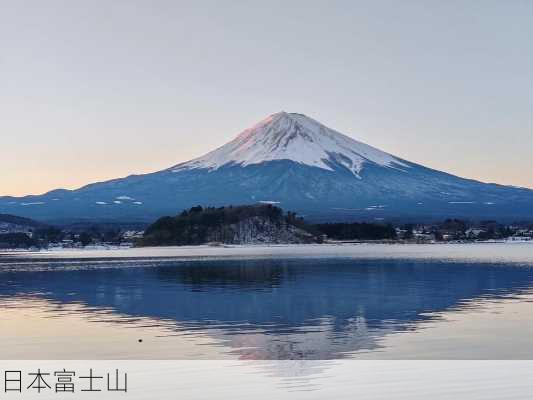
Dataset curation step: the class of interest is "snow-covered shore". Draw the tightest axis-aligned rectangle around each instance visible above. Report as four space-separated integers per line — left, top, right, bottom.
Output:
1 242 532 265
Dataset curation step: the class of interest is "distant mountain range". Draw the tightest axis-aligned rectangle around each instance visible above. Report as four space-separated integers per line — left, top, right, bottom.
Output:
1 112 532 223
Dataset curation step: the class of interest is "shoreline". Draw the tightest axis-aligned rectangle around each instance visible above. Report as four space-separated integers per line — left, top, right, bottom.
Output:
1 241 532 267
2 237 531 254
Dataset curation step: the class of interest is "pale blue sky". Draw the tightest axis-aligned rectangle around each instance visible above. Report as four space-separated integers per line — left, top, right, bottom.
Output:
1 0 532 196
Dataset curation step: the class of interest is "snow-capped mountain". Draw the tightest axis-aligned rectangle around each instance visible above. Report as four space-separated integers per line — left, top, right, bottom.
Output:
1 112 533 223
173 112 409 176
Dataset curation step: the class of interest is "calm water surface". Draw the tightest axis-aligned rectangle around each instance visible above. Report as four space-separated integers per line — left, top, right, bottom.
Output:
1 243 533 359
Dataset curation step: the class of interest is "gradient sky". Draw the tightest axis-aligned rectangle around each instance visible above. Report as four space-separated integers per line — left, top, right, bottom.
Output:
1 0 532 196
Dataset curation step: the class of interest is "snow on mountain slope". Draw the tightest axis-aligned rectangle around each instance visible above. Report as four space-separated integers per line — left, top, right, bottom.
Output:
171 112 410 176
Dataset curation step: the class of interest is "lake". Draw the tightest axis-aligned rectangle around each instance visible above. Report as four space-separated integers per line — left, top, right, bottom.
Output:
1 243 533 360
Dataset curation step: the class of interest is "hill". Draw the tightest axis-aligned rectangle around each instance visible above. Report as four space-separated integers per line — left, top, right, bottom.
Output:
139 204 317 246
0 214 50 249
0 213 45 228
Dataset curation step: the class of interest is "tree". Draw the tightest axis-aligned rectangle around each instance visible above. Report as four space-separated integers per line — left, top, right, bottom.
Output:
403 224 414 240
79 232 92 247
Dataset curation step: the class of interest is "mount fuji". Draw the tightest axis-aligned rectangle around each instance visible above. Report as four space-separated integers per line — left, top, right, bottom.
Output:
2 112 533 223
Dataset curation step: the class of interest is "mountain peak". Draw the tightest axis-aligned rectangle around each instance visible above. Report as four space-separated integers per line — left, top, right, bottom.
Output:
172 112 410 176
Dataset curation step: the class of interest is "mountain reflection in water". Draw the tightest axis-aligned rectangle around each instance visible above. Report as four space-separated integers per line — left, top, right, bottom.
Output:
2 257 533 359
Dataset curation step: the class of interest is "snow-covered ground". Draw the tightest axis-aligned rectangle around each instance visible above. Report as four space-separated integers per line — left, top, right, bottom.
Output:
3 242 533 265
